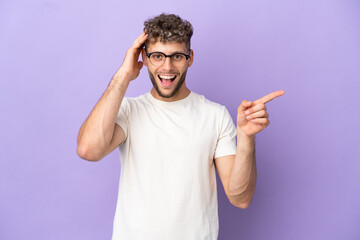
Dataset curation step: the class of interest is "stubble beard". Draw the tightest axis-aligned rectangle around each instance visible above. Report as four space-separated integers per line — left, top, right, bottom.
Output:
148 69 188 99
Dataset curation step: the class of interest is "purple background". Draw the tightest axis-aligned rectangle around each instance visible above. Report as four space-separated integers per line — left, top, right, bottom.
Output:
1 0 359 239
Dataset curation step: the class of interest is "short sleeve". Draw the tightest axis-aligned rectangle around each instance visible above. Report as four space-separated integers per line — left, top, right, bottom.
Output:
214 106 236 159
115 97 130 139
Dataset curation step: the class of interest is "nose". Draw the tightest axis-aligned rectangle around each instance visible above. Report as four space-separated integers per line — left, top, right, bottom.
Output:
161 57 174 71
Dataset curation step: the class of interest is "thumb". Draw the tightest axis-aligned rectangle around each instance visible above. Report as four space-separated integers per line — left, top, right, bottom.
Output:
137 61 143 70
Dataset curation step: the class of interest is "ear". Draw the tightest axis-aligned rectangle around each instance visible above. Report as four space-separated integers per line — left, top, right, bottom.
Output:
188 49 194 67
141 48 148 67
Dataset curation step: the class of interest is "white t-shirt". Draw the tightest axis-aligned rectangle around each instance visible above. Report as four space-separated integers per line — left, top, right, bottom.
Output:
112 91 236 240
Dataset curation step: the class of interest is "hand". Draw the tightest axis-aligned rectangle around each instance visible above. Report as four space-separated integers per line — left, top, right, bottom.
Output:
237 90 285 137
114 32 148 82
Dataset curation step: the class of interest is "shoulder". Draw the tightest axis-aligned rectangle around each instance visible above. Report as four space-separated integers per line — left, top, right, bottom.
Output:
191 92 228 113
191 92 235 132
122 93 149 108
117 94 149 117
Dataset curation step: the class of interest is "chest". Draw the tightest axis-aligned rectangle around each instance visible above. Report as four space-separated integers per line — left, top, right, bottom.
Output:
127 105 219 160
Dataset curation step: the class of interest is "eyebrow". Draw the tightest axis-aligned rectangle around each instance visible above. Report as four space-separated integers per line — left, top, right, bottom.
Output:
149 50 190 55
145 46 189 55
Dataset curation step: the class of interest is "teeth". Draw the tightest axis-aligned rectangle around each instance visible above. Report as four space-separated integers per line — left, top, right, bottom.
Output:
159 75 175 79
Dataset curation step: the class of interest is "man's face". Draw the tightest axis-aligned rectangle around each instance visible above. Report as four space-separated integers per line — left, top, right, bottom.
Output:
142 41 193 100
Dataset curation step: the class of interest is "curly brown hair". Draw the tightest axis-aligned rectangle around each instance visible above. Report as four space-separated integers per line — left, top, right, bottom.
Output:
143 13 193 50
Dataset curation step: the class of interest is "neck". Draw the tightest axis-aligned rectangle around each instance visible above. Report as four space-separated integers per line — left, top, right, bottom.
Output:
150 86 191 102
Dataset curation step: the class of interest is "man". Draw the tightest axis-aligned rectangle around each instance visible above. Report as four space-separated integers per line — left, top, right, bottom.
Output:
77 13 284 240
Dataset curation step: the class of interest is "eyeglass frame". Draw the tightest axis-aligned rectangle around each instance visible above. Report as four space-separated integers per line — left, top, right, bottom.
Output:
144 46 192 66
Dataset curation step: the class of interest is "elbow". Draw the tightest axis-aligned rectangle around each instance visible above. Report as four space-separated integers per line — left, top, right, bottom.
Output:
229 198 252 209
77 144 102 162
228 190 253 209
235 201 251 209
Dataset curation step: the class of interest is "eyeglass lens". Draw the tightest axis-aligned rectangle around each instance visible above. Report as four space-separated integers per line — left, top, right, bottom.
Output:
149 53 187 66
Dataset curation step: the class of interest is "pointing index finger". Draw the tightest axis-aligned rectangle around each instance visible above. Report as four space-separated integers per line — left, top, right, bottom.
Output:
254 90 285 104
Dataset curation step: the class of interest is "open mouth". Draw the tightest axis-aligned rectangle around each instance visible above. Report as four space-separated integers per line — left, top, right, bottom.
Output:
158 75 177 87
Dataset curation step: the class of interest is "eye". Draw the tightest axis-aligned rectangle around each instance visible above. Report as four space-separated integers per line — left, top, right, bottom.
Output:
172 54 184 61
151 53 164 60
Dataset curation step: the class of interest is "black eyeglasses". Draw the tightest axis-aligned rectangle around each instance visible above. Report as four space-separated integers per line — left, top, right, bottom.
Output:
145 47 191 67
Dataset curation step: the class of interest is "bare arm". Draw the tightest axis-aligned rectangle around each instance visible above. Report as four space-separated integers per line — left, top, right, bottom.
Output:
76 78 129 161
215 90 285 208
228 133 256 208
76 32 148 161
214 133 256 209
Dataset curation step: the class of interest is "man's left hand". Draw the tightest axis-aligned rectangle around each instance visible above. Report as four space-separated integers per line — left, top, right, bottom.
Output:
237 90 285 137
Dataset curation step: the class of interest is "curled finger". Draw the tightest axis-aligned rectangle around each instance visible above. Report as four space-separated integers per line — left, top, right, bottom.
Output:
246 110 266 120
250 118 270 125
245 103 266 115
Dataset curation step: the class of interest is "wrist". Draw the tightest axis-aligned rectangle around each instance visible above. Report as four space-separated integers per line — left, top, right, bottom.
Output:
113 65 135 82
237 128 255 141
111 72 131 88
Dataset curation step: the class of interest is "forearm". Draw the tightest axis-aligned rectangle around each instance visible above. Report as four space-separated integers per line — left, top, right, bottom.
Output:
77 74 129 158
228 130 257 207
